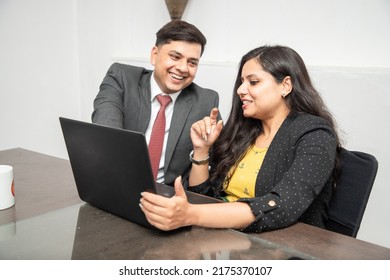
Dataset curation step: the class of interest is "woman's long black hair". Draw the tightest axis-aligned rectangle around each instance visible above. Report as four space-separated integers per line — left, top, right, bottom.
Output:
210 45 341 186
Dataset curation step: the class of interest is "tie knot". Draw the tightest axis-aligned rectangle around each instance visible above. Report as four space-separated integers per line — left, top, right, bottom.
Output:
156 94 172 107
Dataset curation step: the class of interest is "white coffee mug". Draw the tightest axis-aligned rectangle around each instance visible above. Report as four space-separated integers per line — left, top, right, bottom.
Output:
0 165 15 210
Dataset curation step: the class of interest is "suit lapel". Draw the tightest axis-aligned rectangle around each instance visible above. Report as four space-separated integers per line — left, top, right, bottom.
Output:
255 114 295 196
165 90 192 168
137 72 152 133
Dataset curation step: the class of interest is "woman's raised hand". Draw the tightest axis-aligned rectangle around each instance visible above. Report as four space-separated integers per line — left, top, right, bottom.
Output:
190 108 223 150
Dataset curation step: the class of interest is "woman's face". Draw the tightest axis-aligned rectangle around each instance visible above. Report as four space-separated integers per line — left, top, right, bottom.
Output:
237 58 288 120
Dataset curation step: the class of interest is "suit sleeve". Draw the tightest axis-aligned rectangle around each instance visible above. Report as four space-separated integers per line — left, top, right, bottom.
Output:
92 63 125 128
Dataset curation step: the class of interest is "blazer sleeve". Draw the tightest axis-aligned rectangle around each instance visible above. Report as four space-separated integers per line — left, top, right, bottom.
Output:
92 63 138 128
238 116 337 232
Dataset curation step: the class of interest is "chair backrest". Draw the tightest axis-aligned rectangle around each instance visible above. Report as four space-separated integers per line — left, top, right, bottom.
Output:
325 148 378 237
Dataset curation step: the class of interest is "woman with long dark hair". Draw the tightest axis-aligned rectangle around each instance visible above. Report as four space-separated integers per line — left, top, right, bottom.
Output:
140 45 341 232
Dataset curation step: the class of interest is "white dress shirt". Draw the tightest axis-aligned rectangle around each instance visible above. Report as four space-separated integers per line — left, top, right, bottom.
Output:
145 74 180 183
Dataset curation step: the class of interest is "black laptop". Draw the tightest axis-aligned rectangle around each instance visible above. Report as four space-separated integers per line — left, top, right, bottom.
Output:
59 117 221 229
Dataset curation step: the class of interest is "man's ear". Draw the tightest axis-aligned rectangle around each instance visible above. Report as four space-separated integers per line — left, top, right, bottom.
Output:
150 46 158 66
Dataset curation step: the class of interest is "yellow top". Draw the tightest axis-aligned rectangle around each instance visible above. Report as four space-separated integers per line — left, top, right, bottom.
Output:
222 145 268 202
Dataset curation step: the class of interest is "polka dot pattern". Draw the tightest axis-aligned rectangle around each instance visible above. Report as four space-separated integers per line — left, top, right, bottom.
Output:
189 112 337 233
239 113 336 232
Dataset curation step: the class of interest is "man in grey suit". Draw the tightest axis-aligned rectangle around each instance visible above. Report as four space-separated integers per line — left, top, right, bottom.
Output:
92 20 220 186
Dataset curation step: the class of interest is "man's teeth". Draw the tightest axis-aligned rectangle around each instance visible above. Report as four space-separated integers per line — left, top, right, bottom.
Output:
171 73 184 80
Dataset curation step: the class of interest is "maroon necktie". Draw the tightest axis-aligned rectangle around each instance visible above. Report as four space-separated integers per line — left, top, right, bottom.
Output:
148 94 172 180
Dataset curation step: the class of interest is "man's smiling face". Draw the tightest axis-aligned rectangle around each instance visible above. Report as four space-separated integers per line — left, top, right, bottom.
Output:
150 40 201 94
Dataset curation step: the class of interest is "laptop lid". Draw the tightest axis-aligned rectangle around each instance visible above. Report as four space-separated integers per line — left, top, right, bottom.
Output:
59 117 220 229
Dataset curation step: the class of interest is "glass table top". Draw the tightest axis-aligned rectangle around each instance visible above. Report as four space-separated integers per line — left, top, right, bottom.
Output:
0 203 315 260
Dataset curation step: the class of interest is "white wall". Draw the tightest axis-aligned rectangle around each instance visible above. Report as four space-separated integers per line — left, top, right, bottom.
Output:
1 0 389 249
0 0 81 156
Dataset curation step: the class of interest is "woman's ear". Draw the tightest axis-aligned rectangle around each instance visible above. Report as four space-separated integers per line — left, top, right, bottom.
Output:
281 76 292 97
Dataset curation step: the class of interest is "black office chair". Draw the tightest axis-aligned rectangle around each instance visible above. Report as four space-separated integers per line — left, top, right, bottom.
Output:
325 148 378 238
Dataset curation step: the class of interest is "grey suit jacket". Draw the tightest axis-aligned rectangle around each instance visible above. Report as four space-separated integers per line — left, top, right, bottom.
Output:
92 63 220 185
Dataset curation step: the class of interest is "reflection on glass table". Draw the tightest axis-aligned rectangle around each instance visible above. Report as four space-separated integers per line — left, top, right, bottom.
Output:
0 203 315 260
